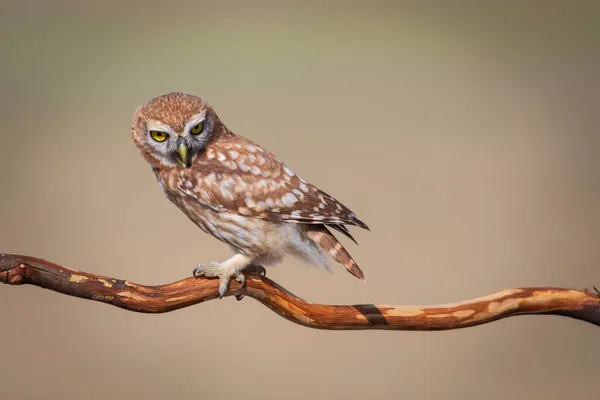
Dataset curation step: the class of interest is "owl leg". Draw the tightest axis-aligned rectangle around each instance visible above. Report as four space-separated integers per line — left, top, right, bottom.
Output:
192 254 255 298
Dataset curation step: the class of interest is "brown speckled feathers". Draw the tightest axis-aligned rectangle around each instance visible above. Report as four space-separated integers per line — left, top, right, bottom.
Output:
133 92 369 281
172 134 369 230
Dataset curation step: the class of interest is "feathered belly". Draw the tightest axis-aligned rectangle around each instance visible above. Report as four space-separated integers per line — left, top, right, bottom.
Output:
166 191 272 255
160 182 326 268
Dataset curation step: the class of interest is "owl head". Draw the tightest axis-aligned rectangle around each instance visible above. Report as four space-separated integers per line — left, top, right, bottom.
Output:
131 92 224 169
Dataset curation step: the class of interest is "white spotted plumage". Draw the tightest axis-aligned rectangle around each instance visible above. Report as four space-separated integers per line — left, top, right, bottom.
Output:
131 92 369 297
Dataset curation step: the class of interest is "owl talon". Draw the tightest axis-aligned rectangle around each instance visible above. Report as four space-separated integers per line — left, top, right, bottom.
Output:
246 264 267 277
192 261 249 298
192 265 204 278
235 273 245 286
218 270 248 298
233 265 266 301
192 262 232 298
234 272 246 301
218 277 230 298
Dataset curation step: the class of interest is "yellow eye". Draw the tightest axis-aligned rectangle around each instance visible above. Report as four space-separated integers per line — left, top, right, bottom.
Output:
150 130 168 142
190 122 204 135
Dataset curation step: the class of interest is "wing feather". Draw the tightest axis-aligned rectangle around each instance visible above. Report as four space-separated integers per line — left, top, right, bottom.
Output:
174 137 369 230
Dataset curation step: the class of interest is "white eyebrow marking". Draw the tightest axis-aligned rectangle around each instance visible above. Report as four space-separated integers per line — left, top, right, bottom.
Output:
146 120 175 135
183 113 207 134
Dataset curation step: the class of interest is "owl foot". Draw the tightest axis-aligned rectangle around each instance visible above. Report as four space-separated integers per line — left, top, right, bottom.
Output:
234 264 267 301
193 261 246 299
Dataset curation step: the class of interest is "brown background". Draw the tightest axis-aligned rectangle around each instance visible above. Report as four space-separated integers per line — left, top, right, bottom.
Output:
1 1 599 399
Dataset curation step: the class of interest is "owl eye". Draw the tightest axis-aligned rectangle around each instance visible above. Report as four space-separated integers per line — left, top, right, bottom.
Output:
190 122 204 135
150 130 168 142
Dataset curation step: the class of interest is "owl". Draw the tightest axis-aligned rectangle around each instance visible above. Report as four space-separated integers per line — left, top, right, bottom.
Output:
131 92 369 298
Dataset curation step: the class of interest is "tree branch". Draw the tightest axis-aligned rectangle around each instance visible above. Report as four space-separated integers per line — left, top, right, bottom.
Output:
1 253 599 330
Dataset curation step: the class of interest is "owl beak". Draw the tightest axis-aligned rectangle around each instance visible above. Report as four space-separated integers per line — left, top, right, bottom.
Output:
175 141 189 167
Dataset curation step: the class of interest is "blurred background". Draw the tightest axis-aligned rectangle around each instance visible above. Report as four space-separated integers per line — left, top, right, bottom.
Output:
1 1 599 399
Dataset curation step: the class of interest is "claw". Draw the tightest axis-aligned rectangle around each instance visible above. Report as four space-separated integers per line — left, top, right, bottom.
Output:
218 277 230 298
235 273 245 286
192 262 266 301
192 265 204 278
234 273 246 301
234 264 266 301
192 262 233 299
246 264 267 277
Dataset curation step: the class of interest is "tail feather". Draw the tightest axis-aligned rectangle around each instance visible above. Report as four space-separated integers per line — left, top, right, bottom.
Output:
327 223 358 245
304 225 366 281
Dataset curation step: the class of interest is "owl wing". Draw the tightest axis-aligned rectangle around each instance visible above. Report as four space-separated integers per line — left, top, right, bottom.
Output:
173 141 369 231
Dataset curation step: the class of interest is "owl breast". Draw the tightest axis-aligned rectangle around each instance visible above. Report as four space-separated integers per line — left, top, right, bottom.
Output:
160 181 324 268
160 181 277 255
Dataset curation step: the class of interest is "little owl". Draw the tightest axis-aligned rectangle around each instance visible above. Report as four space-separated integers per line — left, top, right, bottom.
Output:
131 92 369 298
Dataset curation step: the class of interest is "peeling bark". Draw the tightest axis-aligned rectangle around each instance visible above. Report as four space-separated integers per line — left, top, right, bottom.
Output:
1 253 599 330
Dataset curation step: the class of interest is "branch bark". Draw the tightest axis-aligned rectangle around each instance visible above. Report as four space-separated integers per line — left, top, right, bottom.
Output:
1 253 599 330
